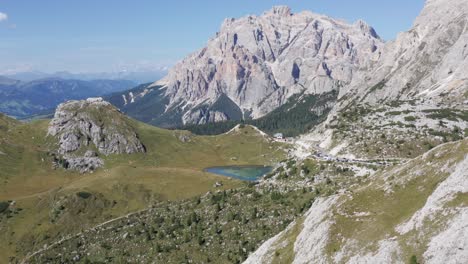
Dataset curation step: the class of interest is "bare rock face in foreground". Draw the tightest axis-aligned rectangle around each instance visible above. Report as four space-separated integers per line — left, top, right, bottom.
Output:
48 97 145 173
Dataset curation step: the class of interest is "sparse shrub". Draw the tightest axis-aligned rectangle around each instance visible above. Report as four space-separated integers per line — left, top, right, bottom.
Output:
270 192 283 201
404 116 417 122
101 242 112 250
0 201 9 214
409 255 419 264
76 191 92 199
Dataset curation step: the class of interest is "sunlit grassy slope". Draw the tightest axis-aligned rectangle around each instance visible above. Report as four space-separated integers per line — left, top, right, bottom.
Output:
0 116 286 262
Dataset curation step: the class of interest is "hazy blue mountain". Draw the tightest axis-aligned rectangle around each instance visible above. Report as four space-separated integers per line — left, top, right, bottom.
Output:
5 70 168 84
0 76 21 86
0 78 136 118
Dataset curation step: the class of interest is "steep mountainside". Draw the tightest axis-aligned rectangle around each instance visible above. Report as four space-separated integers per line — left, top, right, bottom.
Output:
245 139 468 264
105 83 178 127
0 78 136 118
307 0 468 160
338 0 468 105
110 6 382 127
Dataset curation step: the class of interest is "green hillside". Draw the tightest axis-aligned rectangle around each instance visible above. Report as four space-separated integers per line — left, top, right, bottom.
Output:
0 115 286 262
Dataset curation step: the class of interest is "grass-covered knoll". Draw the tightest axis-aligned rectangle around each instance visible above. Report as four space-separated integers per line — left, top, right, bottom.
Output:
0 115 286 262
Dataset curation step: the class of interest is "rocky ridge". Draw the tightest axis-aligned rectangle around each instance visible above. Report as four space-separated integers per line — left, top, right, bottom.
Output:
303 0 468 160
337 0 468 106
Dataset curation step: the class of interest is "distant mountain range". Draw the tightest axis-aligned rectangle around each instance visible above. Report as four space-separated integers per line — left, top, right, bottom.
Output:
3 69 168 84
0 77 137 118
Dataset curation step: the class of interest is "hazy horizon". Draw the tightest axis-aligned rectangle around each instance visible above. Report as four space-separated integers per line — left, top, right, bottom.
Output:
0 0 424 74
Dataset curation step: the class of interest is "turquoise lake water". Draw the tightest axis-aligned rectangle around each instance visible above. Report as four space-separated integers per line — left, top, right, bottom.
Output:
204 165 273 181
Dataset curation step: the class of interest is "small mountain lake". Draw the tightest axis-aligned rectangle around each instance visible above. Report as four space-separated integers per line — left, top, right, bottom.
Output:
204 165 273 181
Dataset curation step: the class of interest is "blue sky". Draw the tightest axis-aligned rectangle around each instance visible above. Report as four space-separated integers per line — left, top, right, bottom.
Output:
0 0 425 74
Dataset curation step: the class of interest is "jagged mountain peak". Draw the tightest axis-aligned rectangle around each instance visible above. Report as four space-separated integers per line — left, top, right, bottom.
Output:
354 19 380 39
127 6 383 127
264 5 292 17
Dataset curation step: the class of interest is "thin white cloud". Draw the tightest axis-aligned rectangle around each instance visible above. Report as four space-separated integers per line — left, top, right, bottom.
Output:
0 12 8 22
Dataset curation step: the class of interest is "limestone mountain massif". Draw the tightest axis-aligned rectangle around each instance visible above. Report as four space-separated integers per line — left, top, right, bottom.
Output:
110 6 383 126
111 0 467 131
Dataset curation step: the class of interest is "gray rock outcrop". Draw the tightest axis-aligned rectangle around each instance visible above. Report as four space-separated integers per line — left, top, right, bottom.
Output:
60 155 104 174
48 97 146 173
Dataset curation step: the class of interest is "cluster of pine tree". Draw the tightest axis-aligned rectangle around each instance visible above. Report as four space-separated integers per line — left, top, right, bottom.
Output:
179 91 337 137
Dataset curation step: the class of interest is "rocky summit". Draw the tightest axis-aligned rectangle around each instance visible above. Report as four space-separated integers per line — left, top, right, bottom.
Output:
110 0 467 130
48 97 145 172
111 6 383 126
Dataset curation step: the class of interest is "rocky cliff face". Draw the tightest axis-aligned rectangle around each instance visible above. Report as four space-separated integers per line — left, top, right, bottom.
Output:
340 0 468 106
114 6 383 126
48 98 145 173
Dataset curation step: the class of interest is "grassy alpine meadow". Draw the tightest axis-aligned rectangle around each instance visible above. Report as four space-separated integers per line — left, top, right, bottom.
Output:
0 116 287 262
